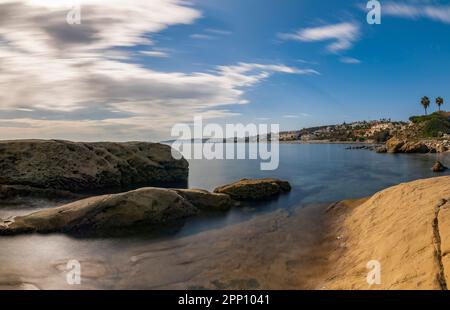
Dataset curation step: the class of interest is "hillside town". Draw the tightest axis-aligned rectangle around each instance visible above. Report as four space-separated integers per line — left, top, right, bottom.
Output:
279 119 408 143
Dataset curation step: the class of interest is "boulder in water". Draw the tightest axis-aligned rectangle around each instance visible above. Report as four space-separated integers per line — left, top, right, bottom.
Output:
432 161 448 173
0 187 237 236
213 178 291 201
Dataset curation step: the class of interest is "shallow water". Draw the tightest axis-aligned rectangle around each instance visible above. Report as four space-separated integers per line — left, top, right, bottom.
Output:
1 144 449 289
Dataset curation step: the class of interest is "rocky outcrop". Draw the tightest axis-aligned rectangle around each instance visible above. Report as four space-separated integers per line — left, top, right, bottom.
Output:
386 137 429 153
385 137 405 153
0 187 236 236
324 176 450 290
214 178 291 201
385 137 449 153
0 140 188 195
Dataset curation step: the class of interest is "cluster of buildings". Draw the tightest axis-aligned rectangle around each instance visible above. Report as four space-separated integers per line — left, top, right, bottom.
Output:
279 120 407 142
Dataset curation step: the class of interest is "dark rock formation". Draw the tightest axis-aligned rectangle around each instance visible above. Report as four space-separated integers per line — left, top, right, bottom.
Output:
432 161 448 173
0 140 188 195
214 178 291 201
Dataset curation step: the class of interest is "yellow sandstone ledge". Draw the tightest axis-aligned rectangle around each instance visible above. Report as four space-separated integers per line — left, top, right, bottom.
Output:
324 176 450 290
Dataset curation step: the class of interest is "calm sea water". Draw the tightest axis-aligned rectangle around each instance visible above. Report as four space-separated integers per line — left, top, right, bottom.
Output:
1 143 449 289
189 143 450 204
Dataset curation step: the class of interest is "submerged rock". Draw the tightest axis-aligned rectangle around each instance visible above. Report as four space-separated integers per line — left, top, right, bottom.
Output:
0 187 236 236
213 178 291 201
0 140 188 195
432 161 448 173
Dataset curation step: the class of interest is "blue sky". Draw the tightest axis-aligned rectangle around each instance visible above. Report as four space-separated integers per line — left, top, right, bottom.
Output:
1 0 450 140
147 0 450 130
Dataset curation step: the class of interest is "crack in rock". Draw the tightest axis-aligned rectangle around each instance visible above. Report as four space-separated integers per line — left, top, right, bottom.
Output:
433 199 448 290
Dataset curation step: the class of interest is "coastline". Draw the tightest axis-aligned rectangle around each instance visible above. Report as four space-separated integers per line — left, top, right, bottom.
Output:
279 140 375 145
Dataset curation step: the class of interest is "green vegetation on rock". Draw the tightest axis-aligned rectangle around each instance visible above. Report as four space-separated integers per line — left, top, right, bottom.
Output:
408 112 450 138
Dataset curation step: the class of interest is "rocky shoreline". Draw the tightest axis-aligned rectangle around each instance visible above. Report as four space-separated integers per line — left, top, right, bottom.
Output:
2 177 448 290
382 137 450 154
0 178 291 237
1 139 450 289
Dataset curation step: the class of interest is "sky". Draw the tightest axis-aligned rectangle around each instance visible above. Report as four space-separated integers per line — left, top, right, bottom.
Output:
0 0 450 141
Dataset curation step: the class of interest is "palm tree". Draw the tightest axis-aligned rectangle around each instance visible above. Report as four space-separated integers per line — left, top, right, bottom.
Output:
436 97 444 112
421 96 430 115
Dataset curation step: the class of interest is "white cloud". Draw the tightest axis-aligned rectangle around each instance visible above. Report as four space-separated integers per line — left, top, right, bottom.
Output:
205 28 232 36
0 0 315 141
190 34 216 40
140 50 169 58
340 57 361 64
383 2 450 24
279 22 360 53
283 113 311 119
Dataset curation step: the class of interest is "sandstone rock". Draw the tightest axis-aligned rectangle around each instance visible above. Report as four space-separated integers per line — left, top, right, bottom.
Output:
401 141 429 153
436 144 447 153
385 137 405 153
325 176 450 289
432 161 448 173
0 188 198 236
375 146 387 153
213 178 291 201
174 189 239 211
386 137 432 153
0 140 188 194
0 187 240 236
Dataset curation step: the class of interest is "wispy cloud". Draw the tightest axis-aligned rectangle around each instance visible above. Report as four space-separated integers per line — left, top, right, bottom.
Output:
190 33 216 40
375 2 450 24
0 0 314 141
140 51 169 58
279 22 360 53
297 59 318 65
191 28 232 40
205 28 232 36
340 57 361 64
283 113 311 119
